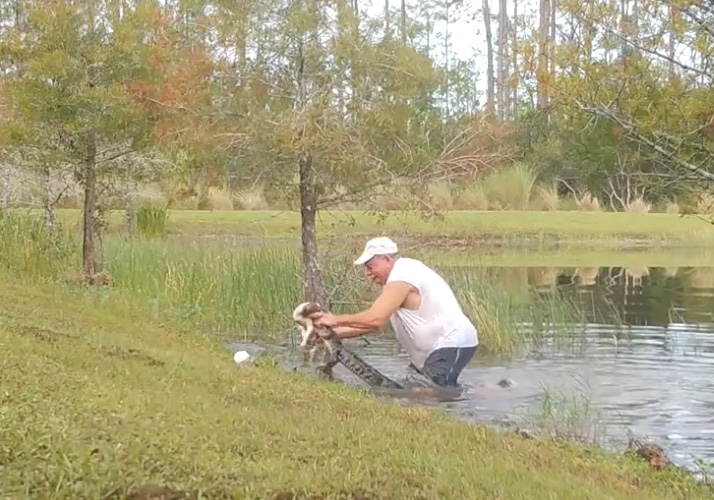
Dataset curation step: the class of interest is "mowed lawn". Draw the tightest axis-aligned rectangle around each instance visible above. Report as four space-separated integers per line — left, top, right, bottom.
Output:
48 208 714 246
1 279 712 499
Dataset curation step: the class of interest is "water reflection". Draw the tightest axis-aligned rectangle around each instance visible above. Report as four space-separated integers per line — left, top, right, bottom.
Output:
282 266 714 476
440 265 714 326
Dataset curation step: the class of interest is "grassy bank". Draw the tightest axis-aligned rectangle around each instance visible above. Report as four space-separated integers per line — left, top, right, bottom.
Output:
0 211 583 354
1 280 711 499
47 208 714 248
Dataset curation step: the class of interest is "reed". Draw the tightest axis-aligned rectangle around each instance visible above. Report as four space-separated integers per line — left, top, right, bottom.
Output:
0 212 586 354
0 211 79 279
134 203 169 238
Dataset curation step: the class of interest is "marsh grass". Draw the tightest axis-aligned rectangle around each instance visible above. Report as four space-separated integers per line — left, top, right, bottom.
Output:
10 163 714 219
527 380 608 446
452 270 585 354
3 282 710 499
0 211 586 354
0 210 79 278
134 203 169 238
105 239 302 335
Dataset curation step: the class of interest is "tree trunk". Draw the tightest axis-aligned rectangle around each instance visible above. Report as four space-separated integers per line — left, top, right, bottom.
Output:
400 0 406 43
124 175 136 236
1 164 10 210
497 0 509 120
296 2 328 309
537 0 550 109
82 133 101 278
384 0 390 38
43 166 55 235
549 0 556 99
299 154 328 308
483 0 495 117
511 0 518 118
668 1 675 80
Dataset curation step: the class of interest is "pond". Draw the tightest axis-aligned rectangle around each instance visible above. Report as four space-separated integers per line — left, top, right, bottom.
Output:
230 264 714 477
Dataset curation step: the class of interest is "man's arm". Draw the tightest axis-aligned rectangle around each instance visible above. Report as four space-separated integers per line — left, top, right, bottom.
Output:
333 325 377 340
329 281 413 330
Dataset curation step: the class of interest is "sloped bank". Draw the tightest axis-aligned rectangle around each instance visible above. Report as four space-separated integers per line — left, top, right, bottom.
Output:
1 281 710 500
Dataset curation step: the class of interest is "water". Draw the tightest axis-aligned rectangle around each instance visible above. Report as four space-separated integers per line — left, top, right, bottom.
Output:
232 265 714 476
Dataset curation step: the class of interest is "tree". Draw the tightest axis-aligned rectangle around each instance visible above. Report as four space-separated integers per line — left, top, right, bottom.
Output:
0 0 187 279
201 0 461 306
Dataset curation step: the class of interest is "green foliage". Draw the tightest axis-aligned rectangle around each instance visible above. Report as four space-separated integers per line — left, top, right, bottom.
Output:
0 0 165 164
1 0 714 215
134 204 169 238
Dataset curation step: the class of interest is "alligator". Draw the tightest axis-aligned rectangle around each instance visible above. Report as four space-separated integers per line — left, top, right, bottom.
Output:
293 301 404 390
292 301 512 399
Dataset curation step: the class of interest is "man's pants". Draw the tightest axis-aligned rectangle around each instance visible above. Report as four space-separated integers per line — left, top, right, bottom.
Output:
406 345 478 388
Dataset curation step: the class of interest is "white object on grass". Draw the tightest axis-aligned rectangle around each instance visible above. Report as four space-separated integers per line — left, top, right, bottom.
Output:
233 350 250 364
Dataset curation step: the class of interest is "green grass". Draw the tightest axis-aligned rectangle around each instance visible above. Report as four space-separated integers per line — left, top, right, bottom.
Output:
1 280 712 499
0 211 586 355
45 208 714 248
134 203 169 238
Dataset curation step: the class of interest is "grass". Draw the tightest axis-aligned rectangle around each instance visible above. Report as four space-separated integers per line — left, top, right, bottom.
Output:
134 203 169 238
2 279 713 499
0 211 584 354
521 379 608 447
42 208 714 248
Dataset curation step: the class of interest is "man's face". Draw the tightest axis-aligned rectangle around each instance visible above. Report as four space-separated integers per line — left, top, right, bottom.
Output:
363 255 393 286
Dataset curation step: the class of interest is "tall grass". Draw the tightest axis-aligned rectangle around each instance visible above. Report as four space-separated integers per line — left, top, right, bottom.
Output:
134 204 169 238
0 211 586 353
517 379 607 446
443 268 585 354
480 162 540 210
106 239 302 334
0 211 79 278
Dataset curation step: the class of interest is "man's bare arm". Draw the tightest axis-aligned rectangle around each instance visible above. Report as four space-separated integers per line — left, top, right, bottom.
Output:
334 325 377 340
330 281 412 330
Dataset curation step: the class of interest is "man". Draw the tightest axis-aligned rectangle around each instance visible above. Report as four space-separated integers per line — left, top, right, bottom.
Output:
309 236 478 388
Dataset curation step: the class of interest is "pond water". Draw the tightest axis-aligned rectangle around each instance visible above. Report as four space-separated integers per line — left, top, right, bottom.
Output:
231 264 714 477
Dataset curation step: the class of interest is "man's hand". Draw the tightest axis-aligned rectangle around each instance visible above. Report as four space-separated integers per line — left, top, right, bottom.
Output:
313 313 338 328
306 309 338 327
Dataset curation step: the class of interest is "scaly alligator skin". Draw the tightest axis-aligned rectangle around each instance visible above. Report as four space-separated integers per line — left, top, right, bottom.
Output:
293 302 403 389
316 324 405 389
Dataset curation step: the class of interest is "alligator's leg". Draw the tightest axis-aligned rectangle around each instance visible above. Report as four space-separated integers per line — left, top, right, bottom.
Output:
314 337 339 380
315 364 335 380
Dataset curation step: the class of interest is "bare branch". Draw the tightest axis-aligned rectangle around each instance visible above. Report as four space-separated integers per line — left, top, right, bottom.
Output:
574 100 714 182
679 6 714 40
581 13 712 80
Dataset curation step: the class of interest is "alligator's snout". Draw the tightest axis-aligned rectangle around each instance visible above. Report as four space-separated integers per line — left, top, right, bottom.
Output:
497 378 514 388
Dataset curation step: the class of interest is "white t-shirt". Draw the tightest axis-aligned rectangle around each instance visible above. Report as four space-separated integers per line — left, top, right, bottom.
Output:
386 257 478 369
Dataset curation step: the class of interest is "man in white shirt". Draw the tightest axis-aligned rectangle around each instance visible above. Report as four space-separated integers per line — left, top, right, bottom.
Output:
309 236 479 388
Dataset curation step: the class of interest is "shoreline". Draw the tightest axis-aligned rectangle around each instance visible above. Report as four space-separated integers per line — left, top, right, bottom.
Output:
34 208 714 248
2 277 712 499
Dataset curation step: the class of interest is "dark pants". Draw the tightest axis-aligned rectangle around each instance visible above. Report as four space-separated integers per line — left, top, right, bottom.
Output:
407 345 478 388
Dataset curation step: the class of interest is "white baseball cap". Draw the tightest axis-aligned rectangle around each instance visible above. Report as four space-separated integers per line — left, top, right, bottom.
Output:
353 236 399 266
